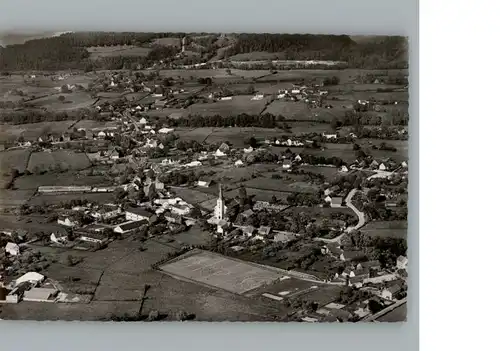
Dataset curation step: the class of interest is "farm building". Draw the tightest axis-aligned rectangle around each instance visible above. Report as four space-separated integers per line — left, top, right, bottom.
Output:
114 219 149 234
325 196 343 208
340 250 366 262
381 285 402 301
14 272 45 288
125 207 154 222
57 216 80 227
5 242 20 256
77 231 108 244
23 288 59 303
397 256 408 270
197 180 213 188
38 186 92 193
50 232 68 245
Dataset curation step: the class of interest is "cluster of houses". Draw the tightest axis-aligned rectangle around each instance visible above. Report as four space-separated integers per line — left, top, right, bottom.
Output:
0 272 59 304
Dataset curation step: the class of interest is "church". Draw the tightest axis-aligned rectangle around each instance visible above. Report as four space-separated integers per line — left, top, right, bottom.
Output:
207 184 231 234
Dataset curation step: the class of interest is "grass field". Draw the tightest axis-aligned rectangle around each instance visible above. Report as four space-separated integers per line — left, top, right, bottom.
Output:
169 186 216 204
28 193 114 206
87 45 152 59
224 187 291 203
0 121 77 142
242 177 319 194
376 302 407 322
72 119 120 130
282 206 356 218
151 37 181 47
187 95 271 117
0 189 36 207
25 92 97 111
0 214 65 233
0 149 31 173
263 100 311 120
27 151 91 173
158 250 283 295
362 220 407 239
14 173 110 190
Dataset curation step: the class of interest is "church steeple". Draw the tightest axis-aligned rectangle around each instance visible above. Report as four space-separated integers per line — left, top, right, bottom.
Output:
216 183 225 220
219 183 224 201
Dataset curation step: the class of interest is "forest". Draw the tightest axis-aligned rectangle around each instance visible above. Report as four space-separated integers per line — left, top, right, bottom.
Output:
0 32 408 71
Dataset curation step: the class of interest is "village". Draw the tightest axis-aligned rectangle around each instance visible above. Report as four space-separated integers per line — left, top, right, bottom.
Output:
0 32 409 322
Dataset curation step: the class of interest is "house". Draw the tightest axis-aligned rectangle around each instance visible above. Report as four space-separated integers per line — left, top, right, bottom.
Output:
282 160 292 170
357 260 381 272
242 226 255 237
14 272 45 288
155 179 165 190
197 180 212 188
50 232 68 245
218 143 230 153
243 146 254 153
139 117 147 124
258 226 272 237
216 219 230 234
339 165 348 173
109 149 120 160
234 159 244 167
379 163 387 171
326 196 343 208
240 209 254 219
125 207 154 222
164 213 182 224
78 231 108 244
273 232 296 243
23 287 58 302
91 204 122 220
185 161 202 167
97 131 106 139
381 284 402 301
294 154 302 162
370 160 379 169
401 161 408 168
349 276 364 288
5 242 20 256
170 204 191 216
340 250 366 262
114 219 149 234
214 149 226 157
397 256 408 270
220 96 233 101
159 127 174 134
57 216 80 228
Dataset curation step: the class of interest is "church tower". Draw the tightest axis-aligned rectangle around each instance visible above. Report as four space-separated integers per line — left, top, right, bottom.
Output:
216 184 225 220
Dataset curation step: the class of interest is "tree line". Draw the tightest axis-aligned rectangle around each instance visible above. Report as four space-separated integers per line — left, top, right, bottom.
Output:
167 113 278 128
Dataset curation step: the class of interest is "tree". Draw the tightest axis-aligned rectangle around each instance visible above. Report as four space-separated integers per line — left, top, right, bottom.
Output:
245 136 258 148
58 95 66 102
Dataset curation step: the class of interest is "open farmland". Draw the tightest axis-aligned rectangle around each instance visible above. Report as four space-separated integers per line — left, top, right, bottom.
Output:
151 37 181 47
187 95 271 117
263 101 311 120
282 206 356 218
362 220 408 239
242 177 319 194
14 173 111 190
158 250 283 295
223 187 290 203
0 189 36 208
28 192 114 206
0 214 65 234
0 121 76 142
87 45 152 59
169 186 216 204
27 151 91 173
0 149 31 173
25 92 97 111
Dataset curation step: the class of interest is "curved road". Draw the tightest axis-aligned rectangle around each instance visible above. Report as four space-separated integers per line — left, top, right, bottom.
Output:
332 189 366 243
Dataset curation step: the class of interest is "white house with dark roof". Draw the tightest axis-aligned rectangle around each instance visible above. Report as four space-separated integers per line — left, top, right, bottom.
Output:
125 207 154 222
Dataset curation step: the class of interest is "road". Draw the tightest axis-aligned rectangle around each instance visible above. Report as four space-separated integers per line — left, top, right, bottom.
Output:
331 189 366 243
361 297 407 322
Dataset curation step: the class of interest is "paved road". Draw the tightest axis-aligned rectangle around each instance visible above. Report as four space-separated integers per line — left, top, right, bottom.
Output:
331 189 366 243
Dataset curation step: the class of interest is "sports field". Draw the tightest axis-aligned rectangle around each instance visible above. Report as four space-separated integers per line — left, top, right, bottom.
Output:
158 250 282 295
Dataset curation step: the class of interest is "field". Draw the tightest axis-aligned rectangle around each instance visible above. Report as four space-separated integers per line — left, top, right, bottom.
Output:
28 193 114 206
0 149 31 173
282 206 356 218
187 95 271 117
169 186 216 204
0 121 76 142
87 45 152 59
24 92 97 111
26 151 91 173
72 119 120 130
158 250 283 295
229 52 287 61
151 37 181 47
0 189 35 208
362 220 408 239
14 173 111 190
0 215 65 234
242 177 320 194
263 100 311 120
375 302 407 322
297 165 341 181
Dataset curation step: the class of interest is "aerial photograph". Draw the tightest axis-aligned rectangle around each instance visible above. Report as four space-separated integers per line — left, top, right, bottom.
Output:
0 31 409 323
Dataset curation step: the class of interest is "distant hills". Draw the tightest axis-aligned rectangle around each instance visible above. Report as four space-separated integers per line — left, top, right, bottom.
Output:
0 31 408 71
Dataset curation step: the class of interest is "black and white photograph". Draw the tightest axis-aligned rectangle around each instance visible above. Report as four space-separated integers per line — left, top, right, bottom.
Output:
0 30 409 323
